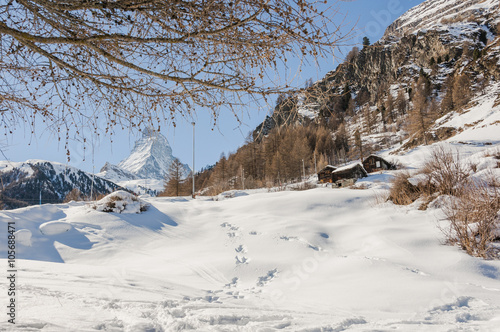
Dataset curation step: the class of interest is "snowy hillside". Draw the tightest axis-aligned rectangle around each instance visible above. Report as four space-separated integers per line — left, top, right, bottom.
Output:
1 141 499 331
383 0 499 41
0 160 119 209
98 162 138 182
115 129 190 181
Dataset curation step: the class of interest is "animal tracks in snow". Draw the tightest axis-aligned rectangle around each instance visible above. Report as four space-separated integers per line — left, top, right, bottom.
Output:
257 268 279 287
235 244 247 253
235 255 250 265
220 222 242 238
279 235 323 251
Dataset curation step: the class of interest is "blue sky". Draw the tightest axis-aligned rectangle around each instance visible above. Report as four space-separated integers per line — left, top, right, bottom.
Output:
2 0 424 173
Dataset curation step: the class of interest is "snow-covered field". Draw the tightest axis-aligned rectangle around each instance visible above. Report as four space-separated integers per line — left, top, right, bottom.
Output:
1 82 500 330
1 157 500 331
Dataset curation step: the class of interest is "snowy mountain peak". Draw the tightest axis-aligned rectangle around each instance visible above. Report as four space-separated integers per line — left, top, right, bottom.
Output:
383 0 499 41
142 126 156 138
116 131 190 180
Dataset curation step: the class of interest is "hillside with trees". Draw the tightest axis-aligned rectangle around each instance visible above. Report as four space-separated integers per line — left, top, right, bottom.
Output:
191 0 500 195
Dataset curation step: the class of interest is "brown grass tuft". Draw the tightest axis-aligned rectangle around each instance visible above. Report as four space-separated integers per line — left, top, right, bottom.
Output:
388 172 421 205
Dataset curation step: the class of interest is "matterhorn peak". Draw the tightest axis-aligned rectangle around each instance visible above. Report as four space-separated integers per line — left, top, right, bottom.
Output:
114 130 190 180
142 126 157 138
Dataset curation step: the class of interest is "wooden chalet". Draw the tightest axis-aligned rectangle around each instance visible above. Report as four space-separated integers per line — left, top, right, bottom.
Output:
362 155 396 173
317 165 337 183
330 163 368 187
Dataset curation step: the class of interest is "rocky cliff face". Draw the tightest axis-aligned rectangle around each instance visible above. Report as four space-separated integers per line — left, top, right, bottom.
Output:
322 0 498 104
383 0 498 40
254 0 500 138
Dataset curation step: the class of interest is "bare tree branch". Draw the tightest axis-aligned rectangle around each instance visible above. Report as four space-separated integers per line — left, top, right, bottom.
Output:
0 0 353 145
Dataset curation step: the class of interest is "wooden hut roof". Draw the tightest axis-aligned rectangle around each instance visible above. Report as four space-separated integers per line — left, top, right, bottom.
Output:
363 155 390 163
318 165 337 173
331 162 366 174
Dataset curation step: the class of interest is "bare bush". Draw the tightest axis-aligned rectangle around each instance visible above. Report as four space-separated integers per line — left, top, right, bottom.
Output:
441 178 500 259
422 146 470 196
388 172 421 205
63 188 85 203
291 182 317 191
204 183 230 197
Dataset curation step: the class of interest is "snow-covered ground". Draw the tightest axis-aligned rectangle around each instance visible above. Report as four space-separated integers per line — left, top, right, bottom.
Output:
1 145 500 331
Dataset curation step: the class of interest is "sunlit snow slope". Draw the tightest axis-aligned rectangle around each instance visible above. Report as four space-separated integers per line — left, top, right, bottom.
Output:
1 165 500 331
383 0 499 40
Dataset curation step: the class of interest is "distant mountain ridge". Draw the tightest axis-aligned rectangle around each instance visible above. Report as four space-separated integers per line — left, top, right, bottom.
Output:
98 162 138 182
0 160 119 209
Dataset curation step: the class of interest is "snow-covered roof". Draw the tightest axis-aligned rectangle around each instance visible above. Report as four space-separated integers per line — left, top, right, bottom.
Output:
331 162 366 174
319 165 337 171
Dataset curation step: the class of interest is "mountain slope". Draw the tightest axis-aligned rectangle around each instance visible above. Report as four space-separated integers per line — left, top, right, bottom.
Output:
0 160 119 209
115 129 190 180
255 0 499 142
203 0 500 196
98 162 138 182
383 0 499 41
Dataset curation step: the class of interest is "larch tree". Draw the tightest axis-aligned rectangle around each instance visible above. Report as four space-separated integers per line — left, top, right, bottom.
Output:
440 75 455 115
452 74 472 109
334 122 349 163
354 129 362 161
363 105 375 135
408 77 432 144
395 89 407 116
163 158 186 197
385 93 395 124
0 0 352 152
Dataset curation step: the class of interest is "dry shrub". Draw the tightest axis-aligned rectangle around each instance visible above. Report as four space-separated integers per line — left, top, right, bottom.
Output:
351 183 369 190
95 193 108 201
388 172 421 205
63 188 85 203
388 148 471 206
441 178 500 259
372 189 390 207
440 13 466 25
291 182 317 191
204 183 229 197
422 146 470 196
102 195 123 211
